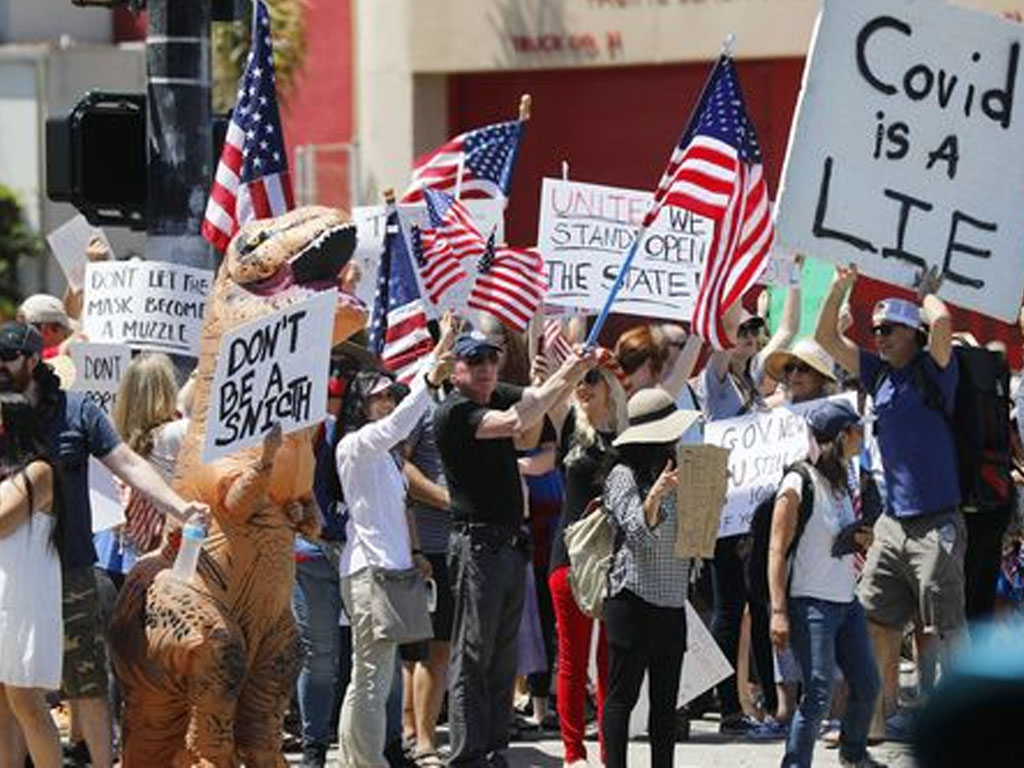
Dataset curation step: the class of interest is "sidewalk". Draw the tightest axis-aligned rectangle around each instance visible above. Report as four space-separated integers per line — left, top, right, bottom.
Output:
292 716 917 767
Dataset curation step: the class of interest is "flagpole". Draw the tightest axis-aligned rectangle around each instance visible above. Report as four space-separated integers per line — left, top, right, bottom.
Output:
585 229 646 347
585 35 736 348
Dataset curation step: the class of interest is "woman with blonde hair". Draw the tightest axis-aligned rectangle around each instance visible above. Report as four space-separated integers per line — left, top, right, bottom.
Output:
109 353 185 558
548 350 629 767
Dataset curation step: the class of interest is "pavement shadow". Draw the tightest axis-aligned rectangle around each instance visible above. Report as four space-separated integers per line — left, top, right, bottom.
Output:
506 744 563 767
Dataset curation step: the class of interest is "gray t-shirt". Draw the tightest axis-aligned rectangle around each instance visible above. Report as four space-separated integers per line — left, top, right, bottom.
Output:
407 402 451 554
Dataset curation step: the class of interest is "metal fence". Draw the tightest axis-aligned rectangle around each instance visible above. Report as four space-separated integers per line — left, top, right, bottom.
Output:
293 142 359 210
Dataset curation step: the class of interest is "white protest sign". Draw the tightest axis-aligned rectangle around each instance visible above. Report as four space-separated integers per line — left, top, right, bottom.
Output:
202 290 337 463
625 602 733 736
83 261 212 356
46 215 112 291
68 342 132 416
352 200 505 317
89 457 125 533
704 393 857 538
537 178 713 320
774 0 1024 323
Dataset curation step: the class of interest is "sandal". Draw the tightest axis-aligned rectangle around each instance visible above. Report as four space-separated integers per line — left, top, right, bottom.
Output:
414 750 445 767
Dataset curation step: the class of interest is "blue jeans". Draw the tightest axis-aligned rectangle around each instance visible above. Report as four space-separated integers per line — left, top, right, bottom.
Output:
292 553 342 751
783 597 880 767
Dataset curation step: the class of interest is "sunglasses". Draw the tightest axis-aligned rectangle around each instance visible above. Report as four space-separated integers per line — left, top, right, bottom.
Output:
466 350 499 366
579 368 603 386
872 324 896 338
0 349 24 363
783 361 813 375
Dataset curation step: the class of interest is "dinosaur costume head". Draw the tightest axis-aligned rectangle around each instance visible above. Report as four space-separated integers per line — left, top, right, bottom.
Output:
176 205 365 510
111 206 368 767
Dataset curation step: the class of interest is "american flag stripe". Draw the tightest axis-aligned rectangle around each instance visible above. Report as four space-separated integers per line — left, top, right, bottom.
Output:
467 247 546 332
383 300 434 382
544 318 573 366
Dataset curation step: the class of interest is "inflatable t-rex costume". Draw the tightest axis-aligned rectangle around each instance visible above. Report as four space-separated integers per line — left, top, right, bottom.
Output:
110 207 366 767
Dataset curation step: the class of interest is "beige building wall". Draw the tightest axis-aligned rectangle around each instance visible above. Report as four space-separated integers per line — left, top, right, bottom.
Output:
356 0 1024 204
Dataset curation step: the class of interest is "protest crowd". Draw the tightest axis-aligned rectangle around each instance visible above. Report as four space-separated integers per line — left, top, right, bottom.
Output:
4 2 1024 768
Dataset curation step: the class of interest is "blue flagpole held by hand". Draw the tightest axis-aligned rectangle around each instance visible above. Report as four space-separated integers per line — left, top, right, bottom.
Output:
585 224 647 347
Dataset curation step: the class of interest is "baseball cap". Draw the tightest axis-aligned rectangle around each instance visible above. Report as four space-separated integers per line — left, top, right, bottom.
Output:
18 294 70 329
453 331 501 361
806 400 861 443
0 322 44 359
872 298 921 330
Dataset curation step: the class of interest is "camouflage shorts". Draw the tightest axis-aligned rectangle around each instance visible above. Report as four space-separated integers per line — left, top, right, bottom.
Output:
62 567 109 698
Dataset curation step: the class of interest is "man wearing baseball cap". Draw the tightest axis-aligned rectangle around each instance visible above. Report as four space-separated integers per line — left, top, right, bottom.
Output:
816 266 964 738
434 329 595 767
17 293 72 358
0 321 208 767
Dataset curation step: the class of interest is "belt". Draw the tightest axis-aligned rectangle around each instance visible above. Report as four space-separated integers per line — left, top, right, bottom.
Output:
452 521 529 549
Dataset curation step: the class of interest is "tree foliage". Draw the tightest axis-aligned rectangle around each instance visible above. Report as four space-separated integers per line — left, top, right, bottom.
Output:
212 0 309 115
0 185 42 320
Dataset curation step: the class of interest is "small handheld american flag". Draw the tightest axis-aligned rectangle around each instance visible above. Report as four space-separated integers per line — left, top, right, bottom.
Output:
467 234 547 332
412 188 483 305
400 117 525 203
201 0 294 252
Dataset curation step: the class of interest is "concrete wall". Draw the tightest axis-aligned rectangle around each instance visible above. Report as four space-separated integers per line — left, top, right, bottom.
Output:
1 0 111 45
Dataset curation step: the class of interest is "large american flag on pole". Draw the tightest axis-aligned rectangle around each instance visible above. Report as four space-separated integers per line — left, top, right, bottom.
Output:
467 235 547 332
400 120 524 203
369 206 435 383
645 57 773 349
201 0 294 252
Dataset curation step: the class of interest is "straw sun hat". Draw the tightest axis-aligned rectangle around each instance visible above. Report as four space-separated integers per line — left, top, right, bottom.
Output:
764 339 837 383
613 387 701 447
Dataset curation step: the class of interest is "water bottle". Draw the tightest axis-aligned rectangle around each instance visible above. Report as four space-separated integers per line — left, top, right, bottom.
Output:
170 519 206 582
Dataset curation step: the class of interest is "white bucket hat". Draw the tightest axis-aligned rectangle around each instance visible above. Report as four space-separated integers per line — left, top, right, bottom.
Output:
765 339 837 383
613 387 702 447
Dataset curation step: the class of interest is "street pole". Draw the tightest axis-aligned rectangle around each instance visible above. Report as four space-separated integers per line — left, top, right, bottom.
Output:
145 0 214 271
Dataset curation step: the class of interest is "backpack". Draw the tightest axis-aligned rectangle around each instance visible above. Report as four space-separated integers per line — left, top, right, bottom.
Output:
745 462 815 606
872 347 1012 512
564 499 618 619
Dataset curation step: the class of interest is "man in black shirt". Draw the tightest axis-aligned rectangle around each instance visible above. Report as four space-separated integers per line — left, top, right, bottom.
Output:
435 331 593 767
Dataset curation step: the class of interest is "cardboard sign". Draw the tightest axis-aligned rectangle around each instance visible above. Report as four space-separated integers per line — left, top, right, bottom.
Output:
202 291 337 462
352 200 505 315
675 444 730 559
46 215 112 291
625 601 734 735
68 342 132 416
83 261 212 356
703 394 856 538
775 0 1024 323
538 178 713 320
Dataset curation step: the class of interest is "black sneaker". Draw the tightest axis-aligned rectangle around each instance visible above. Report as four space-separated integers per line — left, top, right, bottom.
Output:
719 713 761 735
300 745 327 768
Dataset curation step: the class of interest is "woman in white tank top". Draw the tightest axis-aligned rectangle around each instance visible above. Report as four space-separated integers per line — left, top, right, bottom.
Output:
0 394 63 768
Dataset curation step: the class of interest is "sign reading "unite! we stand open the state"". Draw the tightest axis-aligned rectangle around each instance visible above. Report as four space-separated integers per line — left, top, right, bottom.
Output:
775 0 1024 323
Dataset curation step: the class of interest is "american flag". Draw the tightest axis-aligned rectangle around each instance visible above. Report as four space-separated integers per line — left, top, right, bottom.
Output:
645 57 773 349
400 120 524 203
201 0 294 252
467 235 547 332
412 188 481 305
369 206 435 383
543 318 574 367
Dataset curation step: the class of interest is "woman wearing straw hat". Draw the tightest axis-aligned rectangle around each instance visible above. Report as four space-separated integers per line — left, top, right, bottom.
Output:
764 339 839 406
601 388 701 768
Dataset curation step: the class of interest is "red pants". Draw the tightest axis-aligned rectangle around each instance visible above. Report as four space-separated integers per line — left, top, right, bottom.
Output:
549 565 608 763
